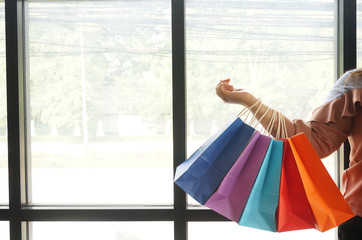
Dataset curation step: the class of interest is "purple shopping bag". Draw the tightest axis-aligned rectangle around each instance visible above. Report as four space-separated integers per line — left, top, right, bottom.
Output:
205 132 271 222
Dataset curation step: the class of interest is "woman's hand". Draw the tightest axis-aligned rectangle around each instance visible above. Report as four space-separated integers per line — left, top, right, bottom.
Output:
216 78 284 138
216 79 258 108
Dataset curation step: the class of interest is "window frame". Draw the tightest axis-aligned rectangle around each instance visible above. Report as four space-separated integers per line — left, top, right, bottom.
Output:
335 0 356 190
2 0 356 240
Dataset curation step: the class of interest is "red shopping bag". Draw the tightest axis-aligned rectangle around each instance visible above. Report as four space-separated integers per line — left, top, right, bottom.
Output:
276 139 317 232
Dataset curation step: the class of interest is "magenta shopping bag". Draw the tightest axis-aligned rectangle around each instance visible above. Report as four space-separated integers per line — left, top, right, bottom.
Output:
205 132 271 222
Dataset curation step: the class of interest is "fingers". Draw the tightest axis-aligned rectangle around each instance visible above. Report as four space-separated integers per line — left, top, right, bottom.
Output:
216 83 233 103
217 78 230 87
216 79 256 107
215 83 224 98
216 78 233 102
216 83 226 101
217 79 233 90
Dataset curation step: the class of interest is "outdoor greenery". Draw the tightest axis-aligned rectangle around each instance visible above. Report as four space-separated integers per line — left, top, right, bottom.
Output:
0 0 342 172
0 0 361 167
26 0 336 139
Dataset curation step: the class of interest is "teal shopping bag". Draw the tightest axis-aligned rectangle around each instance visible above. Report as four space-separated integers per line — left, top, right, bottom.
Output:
238 139 283 232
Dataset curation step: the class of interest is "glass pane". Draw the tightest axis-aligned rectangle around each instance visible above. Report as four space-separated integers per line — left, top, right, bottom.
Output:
0 1 7 206
186 0 335 206
189 222 335 240
357 0 362 67
32 222 173 240
28 1 172 205
0 222 9 240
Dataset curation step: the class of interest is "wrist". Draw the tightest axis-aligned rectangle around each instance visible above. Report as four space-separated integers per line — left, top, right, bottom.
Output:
244 94 258 108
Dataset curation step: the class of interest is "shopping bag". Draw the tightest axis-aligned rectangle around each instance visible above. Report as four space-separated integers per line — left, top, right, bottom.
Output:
289 133 355 232
238 139 283 232
204 131 271 222
276 139 317 232
174 117 255 204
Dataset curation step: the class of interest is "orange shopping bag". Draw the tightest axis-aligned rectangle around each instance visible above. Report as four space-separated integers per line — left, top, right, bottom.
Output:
288 133 355 232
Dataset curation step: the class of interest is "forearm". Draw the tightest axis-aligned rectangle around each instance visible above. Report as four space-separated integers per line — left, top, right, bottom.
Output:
216 80 293 138
246 100 284 138
247 99 345 158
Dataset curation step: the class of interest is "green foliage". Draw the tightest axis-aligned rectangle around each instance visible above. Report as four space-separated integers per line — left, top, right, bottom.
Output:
0 1 340 137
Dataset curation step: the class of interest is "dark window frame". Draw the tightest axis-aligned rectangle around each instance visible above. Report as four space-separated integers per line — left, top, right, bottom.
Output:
2 0 356 240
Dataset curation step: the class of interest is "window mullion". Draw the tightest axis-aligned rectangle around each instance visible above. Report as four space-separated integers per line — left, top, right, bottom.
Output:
5 0 27 238
335 0 356 189
341 0 357 72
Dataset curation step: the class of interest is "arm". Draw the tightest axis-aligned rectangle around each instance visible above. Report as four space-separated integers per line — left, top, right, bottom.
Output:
216 79 284 138
216 79 358 158
216 79 276 132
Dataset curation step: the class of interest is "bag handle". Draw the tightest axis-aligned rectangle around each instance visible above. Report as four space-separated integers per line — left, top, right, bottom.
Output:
265 108 277 137
276 111 288 139
237 99 261 119
238 99 263 128
237 100 289 139
281 112 288 138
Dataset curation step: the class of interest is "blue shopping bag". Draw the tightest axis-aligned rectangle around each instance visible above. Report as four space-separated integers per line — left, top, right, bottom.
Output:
174 117 255 204
238 139 283 232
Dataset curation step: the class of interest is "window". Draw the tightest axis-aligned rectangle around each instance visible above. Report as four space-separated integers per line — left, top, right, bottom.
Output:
357 0 362 67
2 1 357 240
188 222 334 240
28 0 172 206
185 1 337 238
186 0 336 204
0 221 9 240
32 222 173 240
